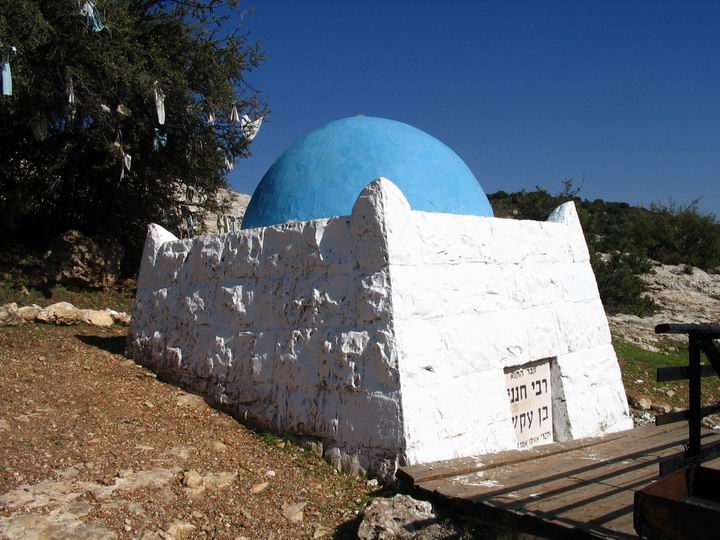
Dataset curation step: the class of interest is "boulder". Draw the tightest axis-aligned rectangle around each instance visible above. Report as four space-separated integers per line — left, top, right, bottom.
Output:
357 495 437 540
37 302 81 325
44 230 124 289
79 309 114 327
651 403 672 414
0 303 25 326
106 309 131 326
17 305 41 322
626 391 652 411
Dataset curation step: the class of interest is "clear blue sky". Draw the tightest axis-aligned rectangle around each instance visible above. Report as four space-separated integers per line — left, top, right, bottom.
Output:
229 0 720 217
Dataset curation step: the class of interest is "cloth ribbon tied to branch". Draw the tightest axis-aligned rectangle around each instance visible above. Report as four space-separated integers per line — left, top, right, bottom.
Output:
1 45 16 96
120 151 132 181
1 61 11 96
67 78 76 120
80 1 105 33
241 115 263 141
229 105 240 123
153 81 165 125
153 129 167 152
207 110 215 125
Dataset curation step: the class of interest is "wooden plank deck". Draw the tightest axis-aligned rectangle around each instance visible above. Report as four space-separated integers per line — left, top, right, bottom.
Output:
397 423 720 539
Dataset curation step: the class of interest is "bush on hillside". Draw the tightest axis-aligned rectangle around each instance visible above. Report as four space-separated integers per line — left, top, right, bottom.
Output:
590 250 657 316
629 202 720 269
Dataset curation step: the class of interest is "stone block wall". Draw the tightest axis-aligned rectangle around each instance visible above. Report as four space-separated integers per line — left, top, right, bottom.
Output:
378 181 632 464
129 191 405 479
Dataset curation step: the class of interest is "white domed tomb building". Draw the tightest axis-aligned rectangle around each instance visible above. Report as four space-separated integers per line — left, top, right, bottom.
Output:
128 117 632 479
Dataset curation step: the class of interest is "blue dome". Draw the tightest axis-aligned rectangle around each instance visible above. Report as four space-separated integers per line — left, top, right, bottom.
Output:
241 116 493 229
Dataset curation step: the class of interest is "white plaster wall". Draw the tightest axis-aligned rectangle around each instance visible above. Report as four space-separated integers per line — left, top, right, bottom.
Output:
128 192 406 478
129 177 632 477
373 179 633 464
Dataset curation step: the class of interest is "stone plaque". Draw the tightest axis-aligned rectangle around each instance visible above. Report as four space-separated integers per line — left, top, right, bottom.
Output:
505 360 553 448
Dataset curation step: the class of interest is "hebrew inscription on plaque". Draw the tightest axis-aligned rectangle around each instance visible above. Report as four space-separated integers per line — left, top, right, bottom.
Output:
504 360 553 449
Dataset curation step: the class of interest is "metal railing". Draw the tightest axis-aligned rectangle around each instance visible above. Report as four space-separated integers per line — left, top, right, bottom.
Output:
654 323 720 475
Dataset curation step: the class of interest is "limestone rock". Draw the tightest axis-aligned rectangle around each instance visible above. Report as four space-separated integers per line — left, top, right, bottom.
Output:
651 403 672 414
0 303 24 326
164 520 196 539
0 511 115 540
182 470 202 489
179 187 250 236
608 261 720 351
37 302 81 325
357 494 436 540
281 501 305 523
634 398 652 411
203 471 236 490
209 440 227 453
175 393 208 411
313 526 331 539
45 230 124 289
250 481 268 494
80 309 114 327
17 304 41 322
107 309 131 325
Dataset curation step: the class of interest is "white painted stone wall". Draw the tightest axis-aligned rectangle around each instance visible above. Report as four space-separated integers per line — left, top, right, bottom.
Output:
128 178 632 479
376 180 633 465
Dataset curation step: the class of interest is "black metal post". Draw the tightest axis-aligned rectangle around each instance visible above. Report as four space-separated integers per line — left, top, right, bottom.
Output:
688 333 701 461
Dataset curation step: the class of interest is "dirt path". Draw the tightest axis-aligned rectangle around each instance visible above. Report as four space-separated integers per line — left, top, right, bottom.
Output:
0 325 371 539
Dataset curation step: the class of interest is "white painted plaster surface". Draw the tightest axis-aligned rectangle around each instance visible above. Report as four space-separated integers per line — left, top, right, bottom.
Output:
380 182 632 464
128 177 632 478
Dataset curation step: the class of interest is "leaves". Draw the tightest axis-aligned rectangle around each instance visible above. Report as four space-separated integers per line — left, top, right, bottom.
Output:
0 0 267 269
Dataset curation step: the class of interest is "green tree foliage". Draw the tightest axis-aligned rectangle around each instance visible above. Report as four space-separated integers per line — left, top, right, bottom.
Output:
489 182 720 315
590 249 656 316
0 0 266 266
629 203 720 269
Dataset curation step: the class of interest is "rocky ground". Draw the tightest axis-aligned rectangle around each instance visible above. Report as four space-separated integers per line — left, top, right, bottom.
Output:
608 261 720 352
607 261 720 429
0 324 374 539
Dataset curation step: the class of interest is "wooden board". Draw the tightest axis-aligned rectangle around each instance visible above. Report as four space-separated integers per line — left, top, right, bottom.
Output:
398 424 720 539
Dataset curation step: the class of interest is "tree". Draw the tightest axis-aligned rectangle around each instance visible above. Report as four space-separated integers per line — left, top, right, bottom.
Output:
0 0 267 269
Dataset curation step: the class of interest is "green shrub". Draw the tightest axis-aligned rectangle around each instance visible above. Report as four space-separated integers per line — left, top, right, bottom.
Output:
590 250 657 316
629 202 720 268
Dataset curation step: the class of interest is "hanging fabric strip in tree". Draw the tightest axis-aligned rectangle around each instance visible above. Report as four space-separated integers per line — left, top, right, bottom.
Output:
67 78 76 120
153 81 165 125
120 152 132 180
1 62 11 96
241 115 264 141
153 128 167 152
229 105 240 123
80 1 105 33
207 110 215 125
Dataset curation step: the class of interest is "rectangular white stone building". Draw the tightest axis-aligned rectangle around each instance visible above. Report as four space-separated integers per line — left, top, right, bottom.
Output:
128 178 632 480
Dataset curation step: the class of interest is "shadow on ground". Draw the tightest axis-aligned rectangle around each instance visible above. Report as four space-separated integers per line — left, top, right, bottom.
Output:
75 334 127 356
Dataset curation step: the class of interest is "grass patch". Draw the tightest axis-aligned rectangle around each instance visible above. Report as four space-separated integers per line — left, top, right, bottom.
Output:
614 338 720 408
0 279 136 313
